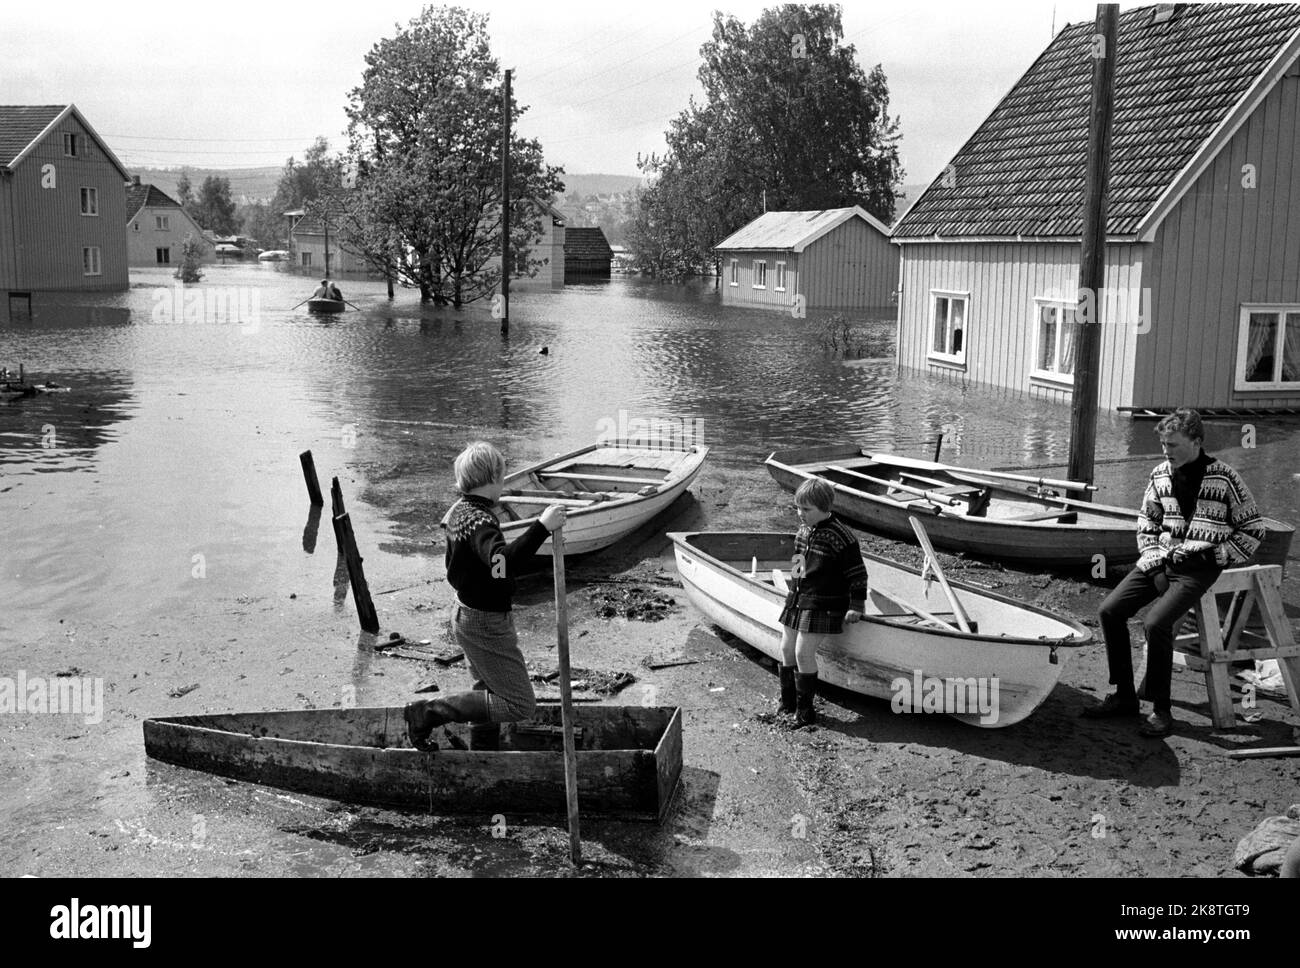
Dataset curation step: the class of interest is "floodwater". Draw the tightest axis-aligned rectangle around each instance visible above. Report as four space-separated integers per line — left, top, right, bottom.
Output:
2 263 1298 876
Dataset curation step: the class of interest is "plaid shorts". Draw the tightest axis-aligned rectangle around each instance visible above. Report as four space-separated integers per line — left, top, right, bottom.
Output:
450 600 536 722
778 604 844 635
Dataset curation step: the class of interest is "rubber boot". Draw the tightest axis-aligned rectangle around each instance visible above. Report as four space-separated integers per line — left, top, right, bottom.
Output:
777 665 797 714
405 691 492 751
795 672 818 727
469 723 501 751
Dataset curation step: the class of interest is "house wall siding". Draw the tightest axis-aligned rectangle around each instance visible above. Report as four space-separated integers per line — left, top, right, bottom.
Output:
0 174 15 289
8 115 127 291
896 241 1145 411
1139 73 1300 408
718 249 799 309
801 216 897 308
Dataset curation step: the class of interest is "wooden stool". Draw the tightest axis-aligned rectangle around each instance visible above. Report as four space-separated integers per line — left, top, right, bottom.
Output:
1165 565 1300 728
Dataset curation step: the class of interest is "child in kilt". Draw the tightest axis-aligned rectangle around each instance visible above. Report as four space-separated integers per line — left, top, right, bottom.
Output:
777 478 867 726
405 441 567 752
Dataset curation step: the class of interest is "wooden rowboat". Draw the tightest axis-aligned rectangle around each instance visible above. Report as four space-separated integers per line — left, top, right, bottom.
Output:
498 439 709 556
669 531 1092 727
307 298 345 314
144 704 683 822
766 444 1141 567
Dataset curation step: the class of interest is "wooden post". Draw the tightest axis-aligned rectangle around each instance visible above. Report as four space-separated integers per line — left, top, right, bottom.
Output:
500 67 512 336
333 511 379 634
300 450 324 506
330 476 345 520
552 526 581 863
1066 3 1118 497
932 433 944 463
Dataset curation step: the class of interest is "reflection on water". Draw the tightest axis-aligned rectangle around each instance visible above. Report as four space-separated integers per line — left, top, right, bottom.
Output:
2 264 1297 633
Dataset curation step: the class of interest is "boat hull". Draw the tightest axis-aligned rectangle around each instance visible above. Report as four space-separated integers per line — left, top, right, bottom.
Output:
144 704 683 822
669 531 1090 727
307 298 345 314
500 441 708 555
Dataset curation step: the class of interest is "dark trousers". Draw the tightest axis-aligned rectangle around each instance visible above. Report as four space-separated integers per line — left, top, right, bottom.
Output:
1097 559 1221 712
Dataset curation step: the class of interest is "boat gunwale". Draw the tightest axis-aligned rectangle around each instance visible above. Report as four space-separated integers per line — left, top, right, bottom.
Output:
668 530 1092 648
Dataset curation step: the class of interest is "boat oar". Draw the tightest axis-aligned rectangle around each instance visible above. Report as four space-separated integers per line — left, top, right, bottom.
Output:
907 516 972 633
342 299 362 311
824 465 962 507
951 466 1098 493
871 587 960 632
551 525 582 864
288 297 312 311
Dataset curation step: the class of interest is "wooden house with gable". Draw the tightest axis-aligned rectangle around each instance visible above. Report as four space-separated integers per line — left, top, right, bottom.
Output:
892 3 1300 412
563 226 612 281
125 175 214 268
1 104 129 295
714 206 896 311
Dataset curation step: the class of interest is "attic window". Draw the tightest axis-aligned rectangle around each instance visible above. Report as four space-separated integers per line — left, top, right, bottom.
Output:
63 133 79 157
1150 4 1178 26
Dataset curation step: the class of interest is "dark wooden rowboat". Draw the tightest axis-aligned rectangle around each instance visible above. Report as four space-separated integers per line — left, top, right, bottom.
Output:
307 298 345 314
143 703 683 822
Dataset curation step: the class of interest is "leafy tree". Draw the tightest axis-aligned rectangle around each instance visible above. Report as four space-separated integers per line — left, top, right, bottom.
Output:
237 200 281 248
175 169 195 210
194 175 238 235
632 3 903 278
269 137 343 217
174 234 204 283
342 5 564 305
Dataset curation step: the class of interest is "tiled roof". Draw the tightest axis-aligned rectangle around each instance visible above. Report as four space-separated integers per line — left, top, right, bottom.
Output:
0 105 65 167
125 183 182 221
564 227 613 260
893 3 1300 240
714 207 888 251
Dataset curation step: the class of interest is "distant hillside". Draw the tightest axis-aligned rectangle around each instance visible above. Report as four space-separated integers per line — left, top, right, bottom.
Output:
560 173 643 197
129 166 282 204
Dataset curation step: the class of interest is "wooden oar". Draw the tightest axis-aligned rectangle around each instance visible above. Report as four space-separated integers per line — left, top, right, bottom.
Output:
342 299 362 311
870 587 960 632
873 452 1098 493
824 465 962 507
551 526 581 864
289 297 312 310
908 516 972 633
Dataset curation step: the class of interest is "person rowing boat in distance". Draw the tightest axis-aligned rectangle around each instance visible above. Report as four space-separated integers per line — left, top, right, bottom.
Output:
327 280 343 301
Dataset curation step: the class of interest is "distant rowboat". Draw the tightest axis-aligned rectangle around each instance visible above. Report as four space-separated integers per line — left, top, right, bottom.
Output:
499 439 709 556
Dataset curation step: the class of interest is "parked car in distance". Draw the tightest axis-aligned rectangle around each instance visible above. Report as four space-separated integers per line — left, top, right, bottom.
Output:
258 250 290 262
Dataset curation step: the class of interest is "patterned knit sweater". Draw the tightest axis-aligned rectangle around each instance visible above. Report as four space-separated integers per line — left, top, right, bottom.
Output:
442 494 549 612
787 516 869 613
1136 456 1265 572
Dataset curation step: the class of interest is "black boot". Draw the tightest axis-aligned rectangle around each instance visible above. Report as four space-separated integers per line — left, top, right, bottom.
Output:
795 672 818 727
404 691 492 751
778 665 797 714
469 723 501 751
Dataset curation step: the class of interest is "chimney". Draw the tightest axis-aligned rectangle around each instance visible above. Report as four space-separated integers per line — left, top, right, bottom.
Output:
131 174 141 186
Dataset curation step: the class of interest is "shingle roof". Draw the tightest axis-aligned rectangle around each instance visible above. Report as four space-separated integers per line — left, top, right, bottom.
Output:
893 3 1300 240
125 182 182 221
714 207 889 251
0 105 65 167
564 227 613 260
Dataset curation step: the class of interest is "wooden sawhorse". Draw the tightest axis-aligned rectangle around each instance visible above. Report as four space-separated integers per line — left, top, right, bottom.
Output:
1166 565 1300 728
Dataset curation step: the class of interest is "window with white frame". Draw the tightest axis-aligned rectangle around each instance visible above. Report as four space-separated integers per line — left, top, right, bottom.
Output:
155 215 170 231
928 290 969 364
752 259 767 289
775 261 787 292
1031 298 1078 382
80 187 98 216
82 246 101 276
63 133 79 156
729 259 738 286
1236 307 1300 390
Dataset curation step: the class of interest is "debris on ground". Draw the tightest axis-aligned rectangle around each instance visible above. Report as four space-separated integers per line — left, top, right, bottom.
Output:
529 666 636 696
642 650 699 671
167 683 199 698
588 585 678 621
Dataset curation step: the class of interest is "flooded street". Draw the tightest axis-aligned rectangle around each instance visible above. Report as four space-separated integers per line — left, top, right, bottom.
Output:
2 265 1298 877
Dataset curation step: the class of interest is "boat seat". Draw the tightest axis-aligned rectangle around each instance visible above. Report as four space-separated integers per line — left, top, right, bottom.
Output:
1006 508 1079 523
499 495 596 507
542 471 664 486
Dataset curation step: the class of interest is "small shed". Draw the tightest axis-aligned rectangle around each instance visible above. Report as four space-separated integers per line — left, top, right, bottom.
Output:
713 206 896 310
564 227 613 280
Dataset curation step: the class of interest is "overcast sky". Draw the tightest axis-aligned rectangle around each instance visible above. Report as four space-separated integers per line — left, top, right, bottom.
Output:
3 0 1106 188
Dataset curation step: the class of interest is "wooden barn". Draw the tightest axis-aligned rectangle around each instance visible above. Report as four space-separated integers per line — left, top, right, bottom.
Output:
125 176 214 268
563 226 613 280
892 3 1300 412
714 206 895 311
0 104 129 295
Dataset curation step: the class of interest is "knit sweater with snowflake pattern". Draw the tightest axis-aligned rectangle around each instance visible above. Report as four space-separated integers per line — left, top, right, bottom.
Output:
1135 454 1266 572
442 494 549 611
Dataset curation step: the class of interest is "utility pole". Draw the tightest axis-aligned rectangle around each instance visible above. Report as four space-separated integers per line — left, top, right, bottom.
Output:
501 68 512 335
1066 3 1118 495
